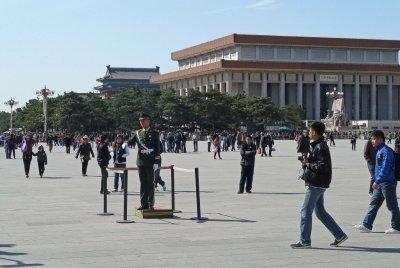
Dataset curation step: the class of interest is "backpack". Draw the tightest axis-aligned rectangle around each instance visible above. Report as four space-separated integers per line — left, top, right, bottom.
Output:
390 148 400 181
21 141 28 153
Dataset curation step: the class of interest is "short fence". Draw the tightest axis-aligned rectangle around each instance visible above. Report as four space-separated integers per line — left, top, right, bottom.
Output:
101 165 207 223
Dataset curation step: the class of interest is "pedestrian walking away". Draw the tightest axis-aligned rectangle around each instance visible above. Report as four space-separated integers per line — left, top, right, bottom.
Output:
36 145 47 178
21 134 35 178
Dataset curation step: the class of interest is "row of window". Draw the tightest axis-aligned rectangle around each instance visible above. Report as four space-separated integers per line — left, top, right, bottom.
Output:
240 45 398 64
178 47 238 70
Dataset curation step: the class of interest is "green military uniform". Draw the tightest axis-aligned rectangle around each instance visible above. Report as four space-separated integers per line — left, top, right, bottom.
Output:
130 126 161 209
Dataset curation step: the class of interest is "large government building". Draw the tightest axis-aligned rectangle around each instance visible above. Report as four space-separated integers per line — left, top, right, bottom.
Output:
150 34 400 121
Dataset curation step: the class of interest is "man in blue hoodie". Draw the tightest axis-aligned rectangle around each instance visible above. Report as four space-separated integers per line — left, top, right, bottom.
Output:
355 130 400 234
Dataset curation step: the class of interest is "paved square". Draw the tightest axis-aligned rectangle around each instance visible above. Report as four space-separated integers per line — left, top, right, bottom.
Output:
0 140 399 267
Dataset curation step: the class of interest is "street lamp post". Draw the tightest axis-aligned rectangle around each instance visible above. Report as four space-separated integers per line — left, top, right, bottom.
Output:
36 85 55 133
4 98 18 131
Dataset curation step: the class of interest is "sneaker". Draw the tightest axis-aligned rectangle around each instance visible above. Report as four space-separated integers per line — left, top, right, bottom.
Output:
354 224 372 233
112 189 118 193
162 185 167 191
246 190 252 193
119 188 124 192
155 187 159 192
290 242 311 249
237 190 244 194
330 234 348 247
385 228 400 234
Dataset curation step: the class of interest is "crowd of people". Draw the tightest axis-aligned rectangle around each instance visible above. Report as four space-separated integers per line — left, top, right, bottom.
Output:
2 122 400 247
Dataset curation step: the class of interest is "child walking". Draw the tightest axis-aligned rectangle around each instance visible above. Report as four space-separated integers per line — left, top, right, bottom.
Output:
36 145 47 178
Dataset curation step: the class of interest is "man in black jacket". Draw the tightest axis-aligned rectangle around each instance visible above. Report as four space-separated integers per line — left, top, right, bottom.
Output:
291 121 347 249
76 135 95 177
238 135 257 194
363 137 376 195
297 130 310 157
97 135 111 194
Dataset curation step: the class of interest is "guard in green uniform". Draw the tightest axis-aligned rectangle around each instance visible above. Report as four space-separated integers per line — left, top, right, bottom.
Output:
130 113 161 210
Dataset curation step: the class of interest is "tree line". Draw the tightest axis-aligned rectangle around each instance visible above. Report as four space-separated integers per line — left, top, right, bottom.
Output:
1 88 304 133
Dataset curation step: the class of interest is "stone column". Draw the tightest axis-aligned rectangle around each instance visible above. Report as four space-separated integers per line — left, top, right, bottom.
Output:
219 82 224 93
314 76 321 120
279 73 285 108
354 75 360 120
244 72 250 95
225 71 232 94
371 75 377 120
338 74 343 92
261 72 268 97
297 74 303 106
388 75 393 120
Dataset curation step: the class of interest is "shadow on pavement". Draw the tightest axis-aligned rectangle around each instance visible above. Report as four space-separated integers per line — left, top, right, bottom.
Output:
313 246 400 253
173 212 256 223
42 176 72 179
250 192 304 195
0 244 43 267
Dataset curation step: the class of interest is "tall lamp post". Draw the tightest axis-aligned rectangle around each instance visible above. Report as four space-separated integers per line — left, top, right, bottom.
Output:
36 85 55 133
4 98 18 131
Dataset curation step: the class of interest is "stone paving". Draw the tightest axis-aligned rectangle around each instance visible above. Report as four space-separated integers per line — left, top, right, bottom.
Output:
0 140 399 267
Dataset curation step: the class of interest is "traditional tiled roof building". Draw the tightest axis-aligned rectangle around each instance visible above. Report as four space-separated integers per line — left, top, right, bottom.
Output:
95 65 160 97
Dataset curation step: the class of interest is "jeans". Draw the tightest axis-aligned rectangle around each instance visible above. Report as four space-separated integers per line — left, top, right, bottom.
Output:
161 140 166 152
363 182 400 230
23 154 32 176
5 146 10 159
207 142 211 152
239 165 254 192
300 186 346 245
154 168 165 187
114 163 126 190
193 141 198 152
82 159 89 175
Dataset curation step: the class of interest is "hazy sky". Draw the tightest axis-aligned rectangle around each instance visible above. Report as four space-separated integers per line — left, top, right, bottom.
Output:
1 0 399 111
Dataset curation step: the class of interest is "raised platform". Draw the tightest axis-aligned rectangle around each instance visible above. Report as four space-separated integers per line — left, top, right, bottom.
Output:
135 207 173 219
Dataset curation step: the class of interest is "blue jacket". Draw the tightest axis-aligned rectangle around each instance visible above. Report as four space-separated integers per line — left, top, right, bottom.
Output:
374 143 396 185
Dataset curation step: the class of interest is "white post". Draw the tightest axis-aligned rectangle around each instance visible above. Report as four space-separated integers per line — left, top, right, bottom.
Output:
244 72 249 95
371 75 377 120
354 75 360 120
297 74 303 106
261 72 268 97
279 73 285 108
388 75 393 120
315 76 321 120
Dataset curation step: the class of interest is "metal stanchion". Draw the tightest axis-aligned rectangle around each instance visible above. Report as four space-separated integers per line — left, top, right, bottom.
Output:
117 170 135 223
190 168 208 222
97 167 114 216
170 165 181 213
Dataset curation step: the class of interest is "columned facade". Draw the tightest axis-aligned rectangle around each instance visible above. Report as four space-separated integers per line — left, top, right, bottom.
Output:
151 34 400 121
